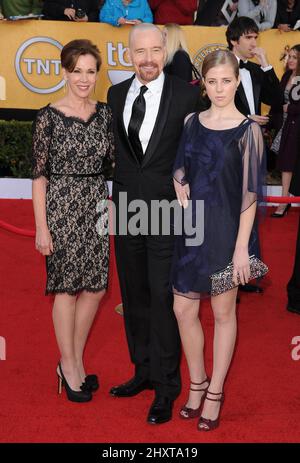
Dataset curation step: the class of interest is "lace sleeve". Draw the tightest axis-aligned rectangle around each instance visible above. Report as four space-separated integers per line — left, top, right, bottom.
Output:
173 113 195 185
32 106 53 180
240 122 266 213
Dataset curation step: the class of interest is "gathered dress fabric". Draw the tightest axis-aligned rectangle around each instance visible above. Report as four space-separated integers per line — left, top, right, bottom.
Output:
32 102 114 295
171 113 265 298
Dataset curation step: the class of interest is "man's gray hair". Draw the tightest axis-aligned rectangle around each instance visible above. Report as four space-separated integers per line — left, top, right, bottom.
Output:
128 23 165 49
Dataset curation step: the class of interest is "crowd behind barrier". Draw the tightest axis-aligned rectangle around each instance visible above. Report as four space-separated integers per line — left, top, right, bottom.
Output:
0 1 300 31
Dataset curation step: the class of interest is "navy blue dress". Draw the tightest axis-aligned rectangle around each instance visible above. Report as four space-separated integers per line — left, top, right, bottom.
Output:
171 113 265 298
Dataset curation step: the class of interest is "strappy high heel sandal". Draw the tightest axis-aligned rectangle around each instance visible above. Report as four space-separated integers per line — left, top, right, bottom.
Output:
197 390 224 431
179 377 210 420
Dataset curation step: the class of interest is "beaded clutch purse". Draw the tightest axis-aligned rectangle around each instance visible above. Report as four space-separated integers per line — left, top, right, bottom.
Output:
210 255 268 297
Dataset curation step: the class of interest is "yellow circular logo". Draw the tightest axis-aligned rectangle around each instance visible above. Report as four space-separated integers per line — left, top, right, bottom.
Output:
15 37 64 94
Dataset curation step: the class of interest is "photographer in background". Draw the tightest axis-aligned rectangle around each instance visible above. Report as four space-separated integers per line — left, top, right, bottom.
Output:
42 0 100 21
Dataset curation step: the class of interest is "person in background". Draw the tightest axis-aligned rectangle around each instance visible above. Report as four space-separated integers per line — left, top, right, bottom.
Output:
100 0 152 26
226 16 282 292
32 39 114 402
195 0 238 26
269 45 300 217
287 136 300 314
149 0 197 26
0 0 42 17
275 0 300 31
226 16 282 126
42 0 99 21
171 49 265 431
163 23 193 82
238 0 277 31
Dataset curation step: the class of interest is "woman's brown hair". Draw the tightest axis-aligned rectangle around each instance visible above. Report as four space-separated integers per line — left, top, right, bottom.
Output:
201 49 239 80
61 39 101 72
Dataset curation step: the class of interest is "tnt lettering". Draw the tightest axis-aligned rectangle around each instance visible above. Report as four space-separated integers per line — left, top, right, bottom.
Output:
23 58 61 75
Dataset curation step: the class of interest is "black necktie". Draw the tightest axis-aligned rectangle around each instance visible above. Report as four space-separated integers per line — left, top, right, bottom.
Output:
239 60 251 71
128 85 148 163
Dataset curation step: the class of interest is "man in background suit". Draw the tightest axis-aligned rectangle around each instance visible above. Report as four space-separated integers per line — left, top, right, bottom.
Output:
226 16 282 124
107 23 201 424
226 16 282 293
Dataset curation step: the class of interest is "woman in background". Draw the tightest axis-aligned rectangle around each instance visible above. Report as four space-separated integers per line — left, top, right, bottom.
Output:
163 23 193 82
270 44 300 217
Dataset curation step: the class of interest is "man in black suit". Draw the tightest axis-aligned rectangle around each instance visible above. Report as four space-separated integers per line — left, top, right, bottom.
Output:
107 23 201 424
226 16 282 293
226 16 282 124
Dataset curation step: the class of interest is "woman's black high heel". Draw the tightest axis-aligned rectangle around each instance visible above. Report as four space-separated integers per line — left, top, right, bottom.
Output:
57 362 92 402
81 374 99 393
271 203 291 218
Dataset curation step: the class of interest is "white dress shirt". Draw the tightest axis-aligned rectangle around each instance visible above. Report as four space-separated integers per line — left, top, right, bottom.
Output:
236 56 273 115
123 72 165 154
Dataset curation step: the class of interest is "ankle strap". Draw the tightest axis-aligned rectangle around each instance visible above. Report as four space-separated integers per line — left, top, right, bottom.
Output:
190 377 210 392
205 391 224 402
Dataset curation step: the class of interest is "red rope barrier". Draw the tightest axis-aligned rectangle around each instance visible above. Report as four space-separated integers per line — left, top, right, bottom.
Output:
0 220 35 237
0 196 300 238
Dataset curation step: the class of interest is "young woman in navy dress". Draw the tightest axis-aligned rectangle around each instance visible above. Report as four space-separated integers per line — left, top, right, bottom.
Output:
171 50 265 430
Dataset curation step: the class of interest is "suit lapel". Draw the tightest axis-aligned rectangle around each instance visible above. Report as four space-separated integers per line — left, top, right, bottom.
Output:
142 74 173 167
116 75 140 165
250 66 261 114
237 82 250 115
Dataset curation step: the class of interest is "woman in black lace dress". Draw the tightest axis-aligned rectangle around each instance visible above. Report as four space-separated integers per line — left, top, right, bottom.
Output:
32 40 114 402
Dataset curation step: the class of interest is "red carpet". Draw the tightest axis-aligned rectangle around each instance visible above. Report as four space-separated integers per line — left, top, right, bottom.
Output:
0 199 300 443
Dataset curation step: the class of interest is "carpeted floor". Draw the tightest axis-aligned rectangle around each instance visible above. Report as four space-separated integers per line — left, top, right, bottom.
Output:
0 199 299 443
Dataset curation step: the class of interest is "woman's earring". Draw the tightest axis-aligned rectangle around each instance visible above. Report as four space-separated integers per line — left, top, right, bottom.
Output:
63 80 68 94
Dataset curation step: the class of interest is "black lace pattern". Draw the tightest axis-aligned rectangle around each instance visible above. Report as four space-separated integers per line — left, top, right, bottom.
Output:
32 102 114 295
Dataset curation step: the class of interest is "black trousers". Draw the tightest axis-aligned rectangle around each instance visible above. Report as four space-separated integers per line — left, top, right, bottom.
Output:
287 213 300 311
114 232 181 400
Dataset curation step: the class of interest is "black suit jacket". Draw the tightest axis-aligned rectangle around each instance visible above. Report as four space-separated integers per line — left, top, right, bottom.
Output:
108 74 201 207
235 61 282 116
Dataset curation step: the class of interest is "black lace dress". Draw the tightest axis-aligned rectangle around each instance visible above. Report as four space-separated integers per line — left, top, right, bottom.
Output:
32 102 114 295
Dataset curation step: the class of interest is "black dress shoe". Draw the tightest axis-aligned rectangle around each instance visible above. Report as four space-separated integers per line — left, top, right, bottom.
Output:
147 396 173 424
239 283 263 293
110 377 153 397
287 304 300 315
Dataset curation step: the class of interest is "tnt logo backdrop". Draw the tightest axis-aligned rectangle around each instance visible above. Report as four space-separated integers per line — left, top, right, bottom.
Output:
15 37 64 94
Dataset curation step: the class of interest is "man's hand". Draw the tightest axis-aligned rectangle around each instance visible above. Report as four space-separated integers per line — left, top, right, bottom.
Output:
248 115 269 126
278 23 292 32
64 8 76 20
252 47 269 67
75 14 88 22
